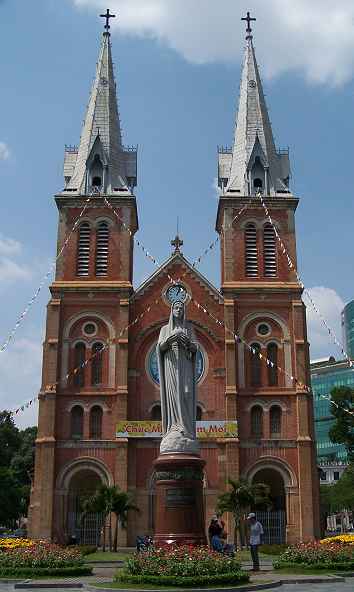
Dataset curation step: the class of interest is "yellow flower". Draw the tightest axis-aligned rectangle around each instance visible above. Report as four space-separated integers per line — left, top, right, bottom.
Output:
320 534 354 545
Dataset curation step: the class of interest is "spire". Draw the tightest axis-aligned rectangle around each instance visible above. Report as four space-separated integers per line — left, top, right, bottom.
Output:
63 16 137 195
218 13 290 197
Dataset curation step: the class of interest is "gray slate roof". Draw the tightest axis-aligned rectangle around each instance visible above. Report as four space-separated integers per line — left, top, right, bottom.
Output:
65 32 136 194
219 35 291 196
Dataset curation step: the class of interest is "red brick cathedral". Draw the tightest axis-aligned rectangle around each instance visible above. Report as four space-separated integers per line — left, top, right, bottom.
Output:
29 20 320 545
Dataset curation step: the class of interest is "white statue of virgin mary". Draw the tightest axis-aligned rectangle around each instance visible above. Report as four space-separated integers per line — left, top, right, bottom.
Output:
156 300 200 455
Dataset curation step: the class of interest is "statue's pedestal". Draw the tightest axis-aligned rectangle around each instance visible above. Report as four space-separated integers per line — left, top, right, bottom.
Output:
153 453 207 546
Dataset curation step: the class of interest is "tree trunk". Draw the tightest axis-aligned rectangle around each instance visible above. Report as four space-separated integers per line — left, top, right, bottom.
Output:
113 515 119 553
109 512 112 551
102 517 106 552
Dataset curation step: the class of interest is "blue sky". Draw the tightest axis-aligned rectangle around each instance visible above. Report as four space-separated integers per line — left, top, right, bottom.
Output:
1 0 354 427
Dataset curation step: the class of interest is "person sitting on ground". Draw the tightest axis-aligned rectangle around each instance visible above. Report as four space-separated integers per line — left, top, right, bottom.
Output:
211 533 235 556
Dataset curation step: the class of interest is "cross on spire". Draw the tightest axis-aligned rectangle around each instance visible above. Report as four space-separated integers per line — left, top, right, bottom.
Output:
100 8 116 34
241 11 256 39
171 234 183 253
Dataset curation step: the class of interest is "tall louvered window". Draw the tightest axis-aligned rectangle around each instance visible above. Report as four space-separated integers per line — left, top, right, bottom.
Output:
250 343 262 387
91 342 104 386
251 406 263 437
89 405 103 439
95 222 109 276
267 343 278 386
77 222 91 276
263 223 277 277
71 406 84 439
245 224 258 277
270 406 282 436
73 343 86 387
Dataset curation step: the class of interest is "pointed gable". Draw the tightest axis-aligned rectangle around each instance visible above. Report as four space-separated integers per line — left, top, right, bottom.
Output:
134 253 223 304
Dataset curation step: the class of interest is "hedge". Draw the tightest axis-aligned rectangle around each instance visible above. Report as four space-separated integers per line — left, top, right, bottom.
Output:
273 561 354 571
0 566 93 578
115 571 249 587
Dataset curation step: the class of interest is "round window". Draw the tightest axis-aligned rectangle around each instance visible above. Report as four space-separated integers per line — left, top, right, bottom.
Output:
83 322 97 337
148 345 205 385
257 323 271 337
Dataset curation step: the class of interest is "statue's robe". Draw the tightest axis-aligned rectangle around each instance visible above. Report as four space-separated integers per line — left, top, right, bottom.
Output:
156 306 199 454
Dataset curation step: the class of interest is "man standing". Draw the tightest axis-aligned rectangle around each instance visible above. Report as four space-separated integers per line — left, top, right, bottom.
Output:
247 513 264 571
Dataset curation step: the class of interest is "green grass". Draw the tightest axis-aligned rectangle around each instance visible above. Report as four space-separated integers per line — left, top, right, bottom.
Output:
274 566 340 575
85 552 130 562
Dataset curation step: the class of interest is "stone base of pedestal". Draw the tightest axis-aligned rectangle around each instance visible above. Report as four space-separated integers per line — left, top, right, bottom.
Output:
153 453 207 546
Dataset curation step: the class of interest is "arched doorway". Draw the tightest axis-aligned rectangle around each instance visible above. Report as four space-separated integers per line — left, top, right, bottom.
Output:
251 467 286 544
67 469 104 545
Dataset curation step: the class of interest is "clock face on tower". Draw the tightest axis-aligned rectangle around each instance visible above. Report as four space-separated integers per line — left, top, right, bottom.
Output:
165 283 188 304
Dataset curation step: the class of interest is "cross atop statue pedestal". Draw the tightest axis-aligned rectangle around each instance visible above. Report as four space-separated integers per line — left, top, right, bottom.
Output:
171 234 183 253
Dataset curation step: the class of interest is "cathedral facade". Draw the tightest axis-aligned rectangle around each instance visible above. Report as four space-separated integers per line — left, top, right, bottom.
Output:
28 21 320 545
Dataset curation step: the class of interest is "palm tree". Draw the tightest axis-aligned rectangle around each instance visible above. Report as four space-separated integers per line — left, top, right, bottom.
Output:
216 478 271 550
82 485 139 552
111 490 139 552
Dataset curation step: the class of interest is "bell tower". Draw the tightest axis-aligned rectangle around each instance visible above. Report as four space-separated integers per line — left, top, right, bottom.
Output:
216 14 320 542
29 13 138 541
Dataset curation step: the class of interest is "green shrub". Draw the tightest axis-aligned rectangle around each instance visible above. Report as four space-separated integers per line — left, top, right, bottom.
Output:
0 566 92 577
125 545 242 577
73 544 97 556
115 571 249 587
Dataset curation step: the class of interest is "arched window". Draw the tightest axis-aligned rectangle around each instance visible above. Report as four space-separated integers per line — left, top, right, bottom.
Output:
250 343 262 387
73 343 86 387
89 405 103 439
245 223 258 277
77 222 91 276
196 405 203 421
251 406 263 437
71 406 84 439
270 406 282 437
151 404 162 421
91 342 104 386
267 343 278 386
95 222 109 276
263 223 277 277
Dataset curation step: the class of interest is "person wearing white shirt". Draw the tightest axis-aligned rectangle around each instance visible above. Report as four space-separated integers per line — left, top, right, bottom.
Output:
247 512 264 571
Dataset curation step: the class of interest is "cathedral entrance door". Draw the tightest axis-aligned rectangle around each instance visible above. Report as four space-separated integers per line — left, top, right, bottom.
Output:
67 469 104 545
252 468 286 544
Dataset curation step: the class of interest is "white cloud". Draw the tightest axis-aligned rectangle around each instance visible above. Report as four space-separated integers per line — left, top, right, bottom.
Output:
305 286 345 360
0 335 41 429
0 234 22 256
0 233 33 283
0 142 10 161
73 0 354 85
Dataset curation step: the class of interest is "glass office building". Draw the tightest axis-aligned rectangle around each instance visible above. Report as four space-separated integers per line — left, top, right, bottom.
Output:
342 300 354 361
311 357 354 463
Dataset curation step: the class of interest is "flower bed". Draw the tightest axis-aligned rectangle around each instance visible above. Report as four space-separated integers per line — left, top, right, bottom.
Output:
115 545 249 587
321 534 354 545
0 540 92 577
273 540 354 571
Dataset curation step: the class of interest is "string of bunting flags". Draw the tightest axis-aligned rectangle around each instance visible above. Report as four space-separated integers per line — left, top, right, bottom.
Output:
319 394 354 417
258 192 353 368
103 197 312 393
0 195 93 354
9 296 162 417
